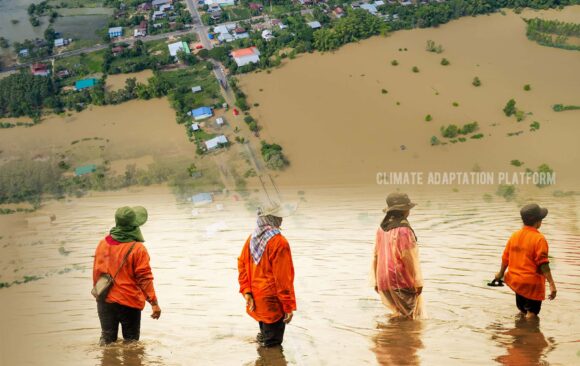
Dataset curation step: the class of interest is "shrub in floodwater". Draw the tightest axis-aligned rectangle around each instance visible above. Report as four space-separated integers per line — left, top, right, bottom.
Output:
459 121 479 134
552 104 580 112
471 133 484 139
261 141 289 170
440 58 450 66
503 99 517 116
430 136 441 146
458 137 466 142
530 121 540 131
472 77 481 87
440 124 459 138
535 164 554 187
496 184 516 201
425 114 432 122
248 121 258 132
515 110 525 122
381 88 388 94
412 66 419 73
524 84 531 91
391 59 399 66
452 102 459 107
426 40 443 53
510 159 524 167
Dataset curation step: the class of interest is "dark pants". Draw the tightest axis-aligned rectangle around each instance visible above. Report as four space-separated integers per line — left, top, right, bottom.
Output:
516 293 542 315
258 316 286 347
97 301 141 344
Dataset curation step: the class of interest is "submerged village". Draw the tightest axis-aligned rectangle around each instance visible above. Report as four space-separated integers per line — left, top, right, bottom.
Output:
0 0 579 214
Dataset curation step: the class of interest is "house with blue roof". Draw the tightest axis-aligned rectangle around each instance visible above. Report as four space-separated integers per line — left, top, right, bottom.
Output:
191 192 213 206
75 78 97 91
191 106 213 121
108 27 123 38
75 164 97 176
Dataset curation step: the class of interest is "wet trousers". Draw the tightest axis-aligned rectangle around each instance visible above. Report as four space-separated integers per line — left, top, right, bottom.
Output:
97 301 141 344
258 316 286 347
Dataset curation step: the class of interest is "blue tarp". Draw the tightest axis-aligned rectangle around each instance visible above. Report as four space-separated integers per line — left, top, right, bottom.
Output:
75 78 97 90
192 192 213 205
75 164 97 176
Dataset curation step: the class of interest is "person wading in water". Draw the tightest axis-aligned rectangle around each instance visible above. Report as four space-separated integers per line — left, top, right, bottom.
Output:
238 202 297 347
494 203 557 319
92 206 161 345
373 193 425 319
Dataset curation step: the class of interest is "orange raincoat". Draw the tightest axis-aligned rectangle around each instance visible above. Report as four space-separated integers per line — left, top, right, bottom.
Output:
93 235 157 310
238 234 296 324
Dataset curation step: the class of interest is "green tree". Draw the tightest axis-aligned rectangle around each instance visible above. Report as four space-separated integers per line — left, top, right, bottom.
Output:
503 99 517 117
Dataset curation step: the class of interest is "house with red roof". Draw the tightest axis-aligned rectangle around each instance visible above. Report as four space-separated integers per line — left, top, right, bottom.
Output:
248 2 263 12
31 63 50 77
333 7 344 17
231 46 260 67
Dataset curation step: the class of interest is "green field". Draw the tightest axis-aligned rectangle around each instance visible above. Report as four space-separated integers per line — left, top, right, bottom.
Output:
54 50 105 83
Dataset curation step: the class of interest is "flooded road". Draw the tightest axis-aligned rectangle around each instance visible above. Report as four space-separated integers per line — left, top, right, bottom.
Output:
0 185 578 365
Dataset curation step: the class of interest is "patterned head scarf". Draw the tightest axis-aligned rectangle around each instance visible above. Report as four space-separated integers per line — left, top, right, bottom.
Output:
250 215 282 264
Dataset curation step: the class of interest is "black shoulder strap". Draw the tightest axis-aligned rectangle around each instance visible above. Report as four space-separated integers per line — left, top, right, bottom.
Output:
112 242 137 280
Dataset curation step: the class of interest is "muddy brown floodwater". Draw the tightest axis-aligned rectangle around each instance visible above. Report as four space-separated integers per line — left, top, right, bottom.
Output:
0 185 578 365
239 7 580 188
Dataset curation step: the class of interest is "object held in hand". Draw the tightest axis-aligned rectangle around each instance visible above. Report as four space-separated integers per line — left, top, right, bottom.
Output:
487 278 504 287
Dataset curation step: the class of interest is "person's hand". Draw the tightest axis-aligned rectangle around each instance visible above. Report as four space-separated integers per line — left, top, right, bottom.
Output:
415 286 423 296
548 284 557 300
374 285 378 293
495 272 503 281
283 312 293 324
244 293 255 312
151 304 161 319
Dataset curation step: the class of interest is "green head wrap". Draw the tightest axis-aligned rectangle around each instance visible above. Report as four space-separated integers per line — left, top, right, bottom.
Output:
109 206 148 243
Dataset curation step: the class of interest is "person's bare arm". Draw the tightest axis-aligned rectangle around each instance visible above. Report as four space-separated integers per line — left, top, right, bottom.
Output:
540 263 557 300
495 262 508 281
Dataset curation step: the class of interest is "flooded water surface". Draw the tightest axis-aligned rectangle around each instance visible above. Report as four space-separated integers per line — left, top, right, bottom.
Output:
0 186 578 365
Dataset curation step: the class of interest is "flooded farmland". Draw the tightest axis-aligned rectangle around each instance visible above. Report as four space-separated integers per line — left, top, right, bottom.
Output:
239 7 580 189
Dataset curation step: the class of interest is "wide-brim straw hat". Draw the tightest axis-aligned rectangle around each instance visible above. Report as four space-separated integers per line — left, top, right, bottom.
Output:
258 201 298 218
383 192 416 213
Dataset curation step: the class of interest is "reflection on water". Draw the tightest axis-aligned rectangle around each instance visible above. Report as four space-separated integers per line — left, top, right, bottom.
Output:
0 186 578 365
490 317 554 366
373 318 423 366
99 343 146 366
252 346 288 366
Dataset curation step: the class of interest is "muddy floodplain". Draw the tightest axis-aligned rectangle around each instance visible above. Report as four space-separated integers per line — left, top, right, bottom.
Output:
239 7 580 189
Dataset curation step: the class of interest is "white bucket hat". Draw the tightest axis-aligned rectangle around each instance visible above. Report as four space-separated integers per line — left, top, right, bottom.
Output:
258 201 298 218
